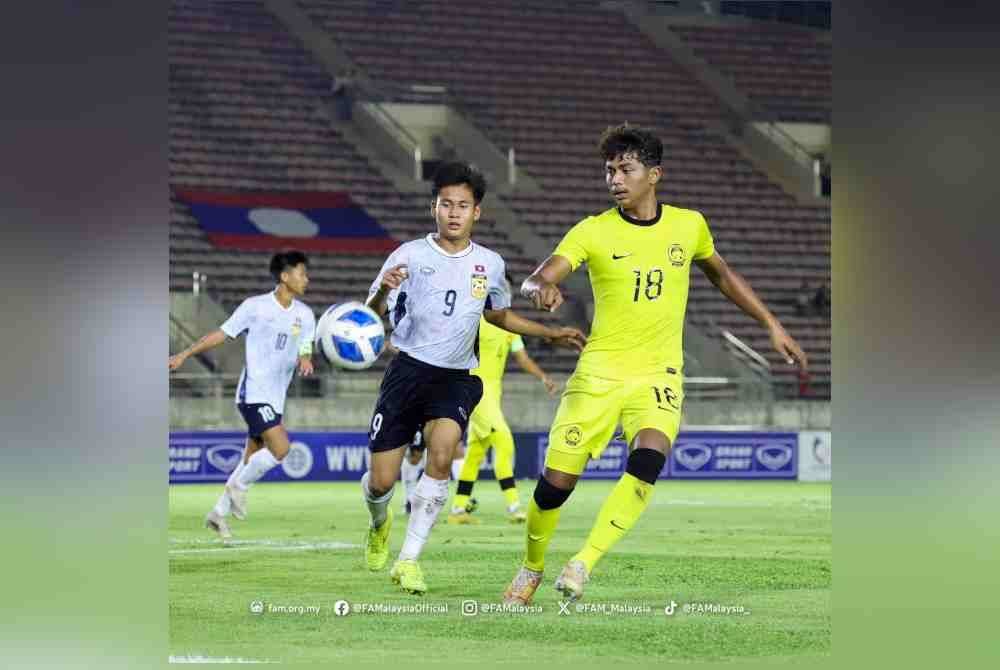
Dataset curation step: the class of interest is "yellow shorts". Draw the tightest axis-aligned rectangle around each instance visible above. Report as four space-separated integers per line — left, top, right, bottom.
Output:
545 371 684 476
468 382 509 443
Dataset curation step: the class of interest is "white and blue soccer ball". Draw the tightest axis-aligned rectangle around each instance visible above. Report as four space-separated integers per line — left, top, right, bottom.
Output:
316 301 386 371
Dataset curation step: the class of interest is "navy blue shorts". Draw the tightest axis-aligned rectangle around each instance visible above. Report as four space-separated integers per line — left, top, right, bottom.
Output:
237 402 282 439
368 353 483 453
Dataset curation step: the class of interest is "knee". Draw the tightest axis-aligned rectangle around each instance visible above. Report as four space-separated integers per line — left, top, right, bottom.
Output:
367 471 396 496
625 447 667 485
533 475 574 511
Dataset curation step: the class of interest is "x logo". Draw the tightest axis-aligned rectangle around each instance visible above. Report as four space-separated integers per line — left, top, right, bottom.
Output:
558 601 571 616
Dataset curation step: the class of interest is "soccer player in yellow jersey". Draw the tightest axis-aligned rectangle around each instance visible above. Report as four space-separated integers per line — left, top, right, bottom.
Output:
503 124 808 604
448 275 561 525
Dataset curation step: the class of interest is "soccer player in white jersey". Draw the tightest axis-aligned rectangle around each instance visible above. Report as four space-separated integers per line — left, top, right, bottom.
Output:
361 162 588 594
168 251 316 540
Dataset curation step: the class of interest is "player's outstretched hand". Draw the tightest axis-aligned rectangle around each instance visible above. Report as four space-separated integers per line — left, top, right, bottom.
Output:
381 264 409 291
769 323 808 370
550 326 587 352
541 375 561 397
523 281 564 312
168 353 186 371
298 358 314 377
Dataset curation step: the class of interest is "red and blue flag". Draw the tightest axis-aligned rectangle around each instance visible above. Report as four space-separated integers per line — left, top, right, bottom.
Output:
173 189 398 253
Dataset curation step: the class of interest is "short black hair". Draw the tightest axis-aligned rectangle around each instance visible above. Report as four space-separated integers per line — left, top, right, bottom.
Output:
599 124 663 168
431 161 487 204
270 250 308 282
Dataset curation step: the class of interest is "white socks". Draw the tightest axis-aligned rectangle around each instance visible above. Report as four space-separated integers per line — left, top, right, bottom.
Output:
236 448 280 489
398 474 449 561
400 452 424 509
213 451 248 517
361 471 394 528
451 457 465 481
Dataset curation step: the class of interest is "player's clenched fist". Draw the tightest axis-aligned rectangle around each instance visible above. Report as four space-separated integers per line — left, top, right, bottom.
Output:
380 263 409 291
522 279 564 312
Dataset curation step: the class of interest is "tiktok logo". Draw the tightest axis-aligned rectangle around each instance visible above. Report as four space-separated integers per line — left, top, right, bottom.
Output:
664 600 677 616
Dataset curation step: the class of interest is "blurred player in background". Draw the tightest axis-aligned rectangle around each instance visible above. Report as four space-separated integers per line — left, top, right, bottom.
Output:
360 162 586 595
503 126 808 604
448 275 561 525
168 251 315 540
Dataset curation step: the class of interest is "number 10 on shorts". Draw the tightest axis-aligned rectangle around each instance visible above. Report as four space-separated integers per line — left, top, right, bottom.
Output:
258 405 277 422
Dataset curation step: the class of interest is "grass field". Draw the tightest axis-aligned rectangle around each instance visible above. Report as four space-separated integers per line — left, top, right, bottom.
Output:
169 480 831 665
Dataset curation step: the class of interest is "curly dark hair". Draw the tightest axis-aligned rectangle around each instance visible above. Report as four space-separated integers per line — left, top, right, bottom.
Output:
269 250 308 281
598 124 663 168
430 161 487 204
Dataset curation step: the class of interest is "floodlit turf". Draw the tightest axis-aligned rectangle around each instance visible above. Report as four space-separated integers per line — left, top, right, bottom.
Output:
169 480 831 664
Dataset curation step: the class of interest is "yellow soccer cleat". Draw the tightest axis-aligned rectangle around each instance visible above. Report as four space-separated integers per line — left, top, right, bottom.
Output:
364 508 393 571
447 510 481 525
389 559 427 595
554 559 589 602
502 566 543 605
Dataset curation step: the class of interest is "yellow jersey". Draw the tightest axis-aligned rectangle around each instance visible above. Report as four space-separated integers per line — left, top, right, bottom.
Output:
553 203 715 379
471 317 524 391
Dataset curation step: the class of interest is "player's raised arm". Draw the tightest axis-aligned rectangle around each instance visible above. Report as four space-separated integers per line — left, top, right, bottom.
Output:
168 329 228 371
483 308 586 352
521 254 574 312
694 252 808 370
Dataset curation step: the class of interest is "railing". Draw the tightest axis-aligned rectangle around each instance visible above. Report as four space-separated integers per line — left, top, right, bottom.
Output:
359 100 424 181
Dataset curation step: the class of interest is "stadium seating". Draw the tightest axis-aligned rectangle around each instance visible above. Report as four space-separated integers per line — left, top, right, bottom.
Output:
669 23 832 123
169 0 830 396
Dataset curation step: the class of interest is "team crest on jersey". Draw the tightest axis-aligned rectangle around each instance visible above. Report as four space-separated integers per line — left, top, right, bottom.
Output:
564 425 583 446
290 317 303 337
471 273 488 299
668 244 686 267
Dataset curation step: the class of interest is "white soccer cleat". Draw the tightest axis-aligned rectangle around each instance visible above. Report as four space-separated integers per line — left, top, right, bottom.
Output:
503 566 543 605
554 559 589 602
204 510 232 541
225 483 248 521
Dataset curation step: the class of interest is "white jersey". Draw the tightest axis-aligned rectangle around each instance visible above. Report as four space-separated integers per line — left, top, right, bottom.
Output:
369 234 511 369
220 290 316 414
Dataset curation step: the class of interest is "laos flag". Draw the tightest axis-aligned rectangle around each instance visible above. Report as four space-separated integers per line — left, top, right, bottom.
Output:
174 189 398 253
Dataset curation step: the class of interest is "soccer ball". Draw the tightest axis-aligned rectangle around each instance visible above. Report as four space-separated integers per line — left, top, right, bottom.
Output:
315 301 386 370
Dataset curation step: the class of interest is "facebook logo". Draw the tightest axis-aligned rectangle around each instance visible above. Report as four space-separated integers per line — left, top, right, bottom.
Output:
334 600 351 617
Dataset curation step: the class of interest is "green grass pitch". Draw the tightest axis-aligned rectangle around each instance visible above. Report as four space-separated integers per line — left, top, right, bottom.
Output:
169 480 831 664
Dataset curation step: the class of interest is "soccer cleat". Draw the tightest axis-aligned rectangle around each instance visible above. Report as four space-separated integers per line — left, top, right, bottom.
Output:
364 507 393 571
554 559 589 602
507 509 527 524
225 483 247 521
204 510 232 541
447 510 481 525
502 566 543 605
389 559 427 595
465 497 479 514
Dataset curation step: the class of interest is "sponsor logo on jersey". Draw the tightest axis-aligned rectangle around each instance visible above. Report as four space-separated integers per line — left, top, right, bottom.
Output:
471 273 488 299
669 244 686 267
291 316 303 337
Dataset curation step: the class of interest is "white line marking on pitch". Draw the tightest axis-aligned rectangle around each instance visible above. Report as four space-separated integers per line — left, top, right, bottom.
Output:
169 655 274 663
169 540 358 555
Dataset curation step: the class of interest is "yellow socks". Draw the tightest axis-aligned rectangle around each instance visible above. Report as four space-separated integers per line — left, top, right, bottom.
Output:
573 473 653 573
524 498 562 572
